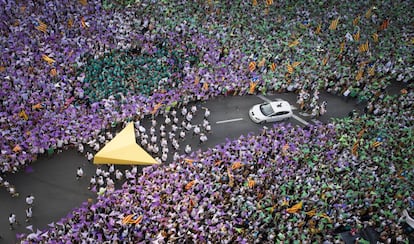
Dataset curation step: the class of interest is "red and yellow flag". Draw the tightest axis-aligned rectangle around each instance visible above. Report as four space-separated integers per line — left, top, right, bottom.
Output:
372 33 379 43
42 55 56 65
321 56 329 66
371 141 382 148
288 39 299 48
358 41 369 52
269 62 277 72
368 65 375 76
355 68 364 81
353 16 360 26
353 30 360 42
81 17 87 28
315 23 322 35
13 145 22 153
287 63 294 74
365 7 373 19
248 178 255 188
194 76 200 85
249 81 258 94
378 19 389 31
79 0 87 6
287 201 303 213
35 20 47 33
231 161 243 170
306 209 317 216
266 0 273 6
329 17 339 30
257 58 266 68
352 141 359 156
340 42 346 53
185 180 196 191
151 102 162 115
19 110 28 120
202 82 209 91
32 103 43 110
68 19 74 28
248 61 256 72
252 0 257 6
122 214 143 225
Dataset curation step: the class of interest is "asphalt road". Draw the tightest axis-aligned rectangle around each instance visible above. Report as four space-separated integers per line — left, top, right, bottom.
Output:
0 91 362 243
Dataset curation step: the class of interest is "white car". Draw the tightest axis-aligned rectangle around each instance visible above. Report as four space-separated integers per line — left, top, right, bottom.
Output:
249 100 293 123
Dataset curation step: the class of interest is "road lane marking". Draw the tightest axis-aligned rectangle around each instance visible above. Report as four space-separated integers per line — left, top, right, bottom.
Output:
299 112 311 117
216 118 244 124
257 94 272 103
291 114 310 126
311 119 322 124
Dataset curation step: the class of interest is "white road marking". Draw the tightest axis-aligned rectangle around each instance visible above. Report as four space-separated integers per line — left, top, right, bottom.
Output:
299 112 311 117
311 119 322 124
257 95 272 103
291 114 310 126
216 118 244 124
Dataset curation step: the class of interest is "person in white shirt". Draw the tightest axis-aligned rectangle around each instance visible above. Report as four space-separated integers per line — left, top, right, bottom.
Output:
199 133 208 145
161 152 168 162
185 122 192 131
150 126 156 135
151 119 157 127
173 152 180 161
165 116 171 125
160 124 165 132
172 124 178 132
87 152 93 161
115 170 123 181
76 167 84 180
26 195 35 207
185 144 192 154
181 106 187 116
151 135 157 144
193 125 201 136
191 105 197 113
88 176 96 190
173 116 179 124
179 130 186 140
108 164 115 174
186 112 193 122
204 108 210 118
25 207 32 222
9 213 18 230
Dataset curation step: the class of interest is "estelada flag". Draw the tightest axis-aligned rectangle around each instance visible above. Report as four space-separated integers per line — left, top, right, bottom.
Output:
306 209 317 216
288 39 299 48
287 63 294 74
202 82 209 91
321 56 329 66
13 145 22 153
287 201 303 213
371 141 382 148
365 7 373 19
266 0 273 5
252 0 257 6
122 214 143 225
368 65 375 76
50 68 57 77
185 180 195 191
35 21 47 33
81 17 88 28
68 19 74 28
248 178 255 188
231 161 243 170
257 58 266 68
329 17 339 30
358 41 369 52
32 103 43 110
340 42 346 53
79 0 87 6
194 76 200 85
355 69 364 81
248 61 256 72
42 55 56 65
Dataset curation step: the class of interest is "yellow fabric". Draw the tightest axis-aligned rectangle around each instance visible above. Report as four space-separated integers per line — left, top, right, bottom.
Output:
93 122 159 165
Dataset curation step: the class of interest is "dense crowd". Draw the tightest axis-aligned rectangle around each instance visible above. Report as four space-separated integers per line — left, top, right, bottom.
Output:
0 0 412 242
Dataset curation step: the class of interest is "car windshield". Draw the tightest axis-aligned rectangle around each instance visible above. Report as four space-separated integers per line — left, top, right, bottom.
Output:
259 103 274 116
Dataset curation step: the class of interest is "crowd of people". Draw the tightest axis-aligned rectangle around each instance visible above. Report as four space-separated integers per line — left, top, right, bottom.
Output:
0 0 412 242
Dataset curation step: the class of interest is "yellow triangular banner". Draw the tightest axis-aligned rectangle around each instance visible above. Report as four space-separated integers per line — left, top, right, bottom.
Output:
94 122 159 165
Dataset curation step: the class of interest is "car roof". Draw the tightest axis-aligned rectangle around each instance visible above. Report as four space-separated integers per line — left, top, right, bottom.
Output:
268 100 292 112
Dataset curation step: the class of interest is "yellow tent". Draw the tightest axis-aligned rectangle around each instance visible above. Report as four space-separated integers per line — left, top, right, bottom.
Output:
93 122 160 165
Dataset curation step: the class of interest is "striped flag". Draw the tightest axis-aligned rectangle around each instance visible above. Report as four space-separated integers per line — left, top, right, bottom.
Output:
352 141 359 156
378 19 389 31
287 63 294 74
249 61 256 72
231 161 243 170
371 141 382 148
185 180 196 191
42 54 56 65
368 65 375 76
0 66 5 72
269 62 277 71
68 19 73 28
288 39 299 48
248 178 255 188
19 110 29 120
50 68 57 77
202 82 209 91
266 0 273 5
79 0 87 6
13 144 22 153
365 7 373 19
357 128 366 138
257 58 266 68
355 68 364 81
315 23 322 34
353 16 360 26
329 17 339 30
122 214 143 225
35 20 47 33
81 17 88 28
292 61 301 68
358 41 369 52
151 102 162 115
372 33 379 43
252 0 257 6
287 201 303 213
353 30 360 42
340 42 346 53
194 76 200 85
227 167 234 187
321 56 329 66
249 81 258 94
32 103 43 110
